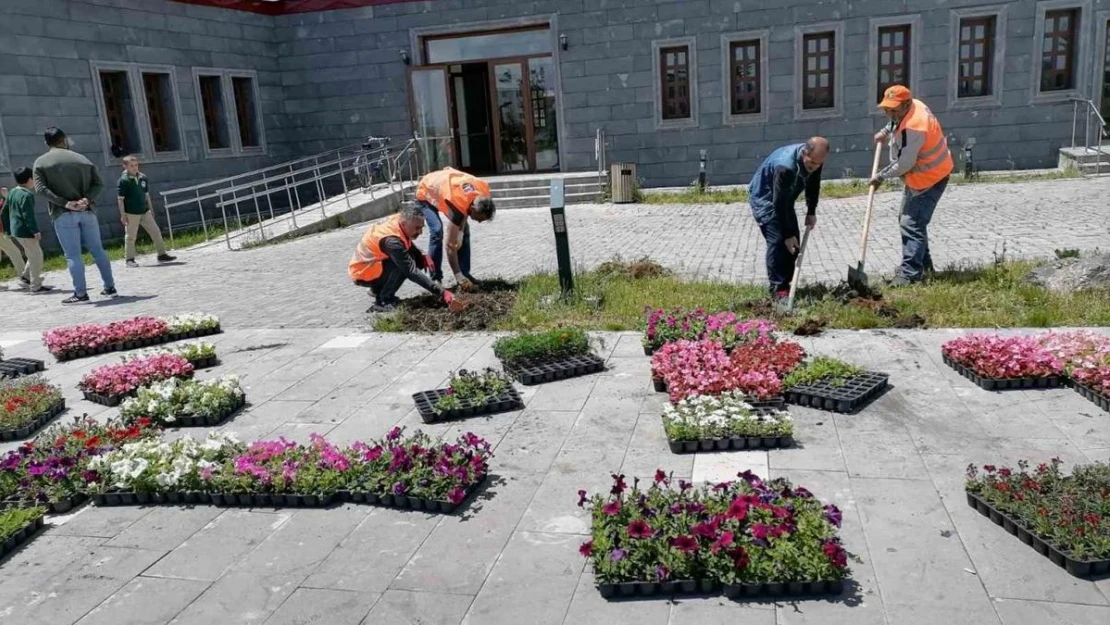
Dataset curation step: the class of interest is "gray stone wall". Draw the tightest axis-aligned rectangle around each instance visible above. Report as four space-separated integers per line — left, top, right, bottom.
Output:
276 0 1110 188
0 0 284 247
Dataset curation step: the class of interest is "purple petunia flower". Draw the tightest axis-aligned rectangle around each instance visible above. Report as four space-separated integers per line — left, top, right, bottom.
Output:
577 489 588 507
609 548 627 562
655 565 670 581
824 504 843 528
392 482 407 496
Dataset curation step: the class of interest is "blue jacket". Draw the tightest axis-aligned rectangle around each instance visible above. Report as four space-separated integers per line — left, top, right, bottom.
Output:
748 143 822 239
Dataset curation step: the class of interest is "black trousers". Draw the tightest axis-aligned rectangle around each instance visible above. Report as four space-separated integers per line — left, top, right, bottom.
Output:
757 218 796 295
356 260 406 304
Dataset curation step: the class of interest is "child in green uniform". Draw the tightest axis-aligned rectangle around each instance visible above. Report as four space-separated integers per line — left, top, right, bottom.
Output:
0 185 28 286
6 168 52 292
118 155 175 267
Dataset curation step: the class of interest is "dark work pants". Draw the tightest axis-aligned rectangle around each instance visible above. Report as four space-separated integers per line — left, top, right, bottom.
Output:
758 218 796 295
357 261 406 305
418 200 470 282
898 176 948 282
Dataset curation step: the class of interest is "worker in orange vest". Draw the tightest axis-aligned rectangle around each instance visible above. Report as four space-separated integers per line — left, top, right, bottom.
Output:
870 85 953 286
348 203 456 313
414 167 496 290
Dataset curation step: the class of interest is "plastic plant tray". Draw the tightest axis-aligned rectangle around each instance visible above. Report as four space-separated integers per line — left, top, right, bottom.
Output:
0 358 46 379
412 387 524 423
596 578 844 599
1072 382 1110 412
502 353 606 386
942 355 1062 391
0 514 45 562
784 372 889 414
0 399 66 442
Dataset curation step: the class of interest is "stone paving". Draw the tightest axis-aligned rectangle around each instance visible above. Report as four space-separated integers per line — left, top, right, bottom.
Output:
1 177 1108 330
0 327 1108 625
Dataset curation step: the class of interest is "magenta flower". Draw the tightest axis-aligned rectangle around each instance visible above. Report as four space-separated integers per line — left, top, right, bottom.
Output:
602 501 621 516
579 540 593 557
392 482 407 496
710 531 734 555
447 488 466 505
691 517 721 538
654 469 668 485
627 519 653 539
669 535 698 553
750 524 772 541
655 565 670 581
610 473 627 495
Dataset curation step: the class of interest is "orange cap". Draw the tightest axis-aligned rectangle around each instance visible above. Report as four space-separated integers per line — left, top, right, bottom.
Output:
878 85 912 109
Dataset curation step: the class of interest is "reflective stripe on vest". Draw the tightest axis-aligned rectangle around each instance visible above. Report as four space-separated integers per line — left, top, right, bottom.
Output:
348 214 411 282
897 99 954 191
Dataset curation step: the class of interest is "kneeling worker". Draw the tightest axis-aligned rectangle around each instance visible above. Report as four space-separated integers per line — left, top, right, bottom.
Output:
349 204 458 313
414 167 496 290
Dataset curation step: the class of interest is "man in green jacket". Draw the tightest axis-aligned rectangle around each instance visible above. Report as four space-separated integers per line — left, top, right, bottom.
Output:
0 186 28 285
5 167 52 292
33 127 116 304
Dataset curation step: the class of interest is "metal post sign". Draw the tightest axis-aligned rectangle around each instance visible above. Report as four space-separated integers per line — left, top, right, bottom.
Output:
549 179 574 297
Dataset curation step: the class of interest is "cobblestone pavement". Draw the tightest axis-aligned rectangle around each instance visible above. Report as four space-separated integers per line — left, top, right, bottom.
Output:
0 329 1107 625
0 177 1107 330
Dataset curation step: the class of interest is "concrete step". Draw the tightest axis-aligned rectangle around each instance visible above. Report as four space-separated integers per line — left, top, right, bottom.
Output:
1058 146 1110 167
493 191 604 210
1077 161 1110 175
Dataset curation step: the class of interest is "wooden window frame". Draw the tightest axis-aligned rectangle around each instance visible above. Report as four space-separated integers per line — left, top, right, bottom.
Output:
1032 1 1092 104
948 6 1008 110
1098 14 1110 121
721 31 769 126
1041 9 1079 92
794 22 844 121
651 37 698 130
868 16 923 116
192 67 267 158
89 61 187 165
957 17 995 99
659 45 691 121
876 25 911 104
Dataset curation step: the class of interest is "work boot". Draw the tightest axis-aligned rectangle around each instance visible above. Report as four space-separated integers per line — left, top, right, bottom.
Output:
157 253 177 262
367 302 396 314
773 289 790 302
886 275 913 288
384 296 402 307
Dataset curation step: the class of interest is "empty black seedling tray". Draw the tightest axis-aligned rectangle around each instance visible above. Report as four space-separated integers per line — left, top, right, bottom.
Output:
597 578 844 600
0 399 66 442
0 358 46 379
502 353 606 386
942 355 1062 391
186 355 219 369
784 371 889 414
1073 383 1110 412
966 491 1110 578
0 515 45 561
412 387 524 423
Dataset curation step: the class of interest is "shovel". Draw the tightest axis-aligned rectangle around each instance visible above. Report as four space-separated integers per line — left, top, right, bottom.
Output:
847 142 885 292
784 226 812 312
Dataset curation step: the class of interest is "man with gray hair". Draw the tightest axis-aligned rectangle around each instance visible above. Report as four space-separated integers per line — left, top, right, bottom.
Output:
348 203 458 313
747 137 829 299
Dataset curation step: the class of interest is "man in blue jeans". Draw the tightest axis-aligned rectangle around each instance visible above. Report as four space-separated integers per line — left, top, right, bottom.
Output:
32 127 117 304
747 137 829 300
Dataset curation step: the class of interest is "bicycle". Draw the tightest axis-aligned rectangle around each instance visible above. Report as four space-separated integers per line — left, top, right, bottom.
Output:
352 136 392 189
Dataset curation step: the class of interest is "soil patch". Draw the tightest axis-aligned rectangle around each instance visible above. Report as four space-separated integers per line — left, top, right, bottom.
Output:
792 317 827 336
388 280 519 332
891 313 927 329
739 299 775 317
596 258 671 280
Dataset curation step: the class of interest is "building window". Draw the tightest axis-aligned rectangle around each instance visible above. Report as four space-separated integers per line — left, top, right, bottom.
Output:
802 32 836 110
232 76 260 148
1041 9 1079 92
660 45 691 120
198 75 230 150
1102 19 1110 119
957 17 996 98
142 72 181 153
729 40 761 115
877 25 911 104
90 62 187 163
99 70 142 157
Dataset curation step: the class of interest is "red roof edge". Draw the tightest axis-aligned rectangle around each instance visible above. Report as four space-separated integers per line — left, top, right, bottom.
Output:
170 0 423 16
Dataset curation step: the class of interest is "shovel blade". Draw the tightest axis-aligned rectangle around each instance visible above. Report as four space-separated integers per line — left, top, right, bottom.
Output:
847 264 868 290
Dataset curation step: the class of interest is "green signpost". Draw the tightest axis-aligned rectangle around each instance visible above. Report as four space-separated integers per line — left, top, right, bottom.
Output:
549 179 574 297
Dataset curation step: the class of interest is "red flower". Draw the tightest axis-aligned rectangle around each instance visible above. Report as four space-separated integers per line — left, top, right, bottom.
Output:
627 520 653 539
579 540 593 557
731 546 749 568
602 501 621 516
669 535 698 553
726 498 749 521
691 517 721 538
710 531 734 555
84 436 101 449
610 473 627 495
823 541 848 568
654 469 668 485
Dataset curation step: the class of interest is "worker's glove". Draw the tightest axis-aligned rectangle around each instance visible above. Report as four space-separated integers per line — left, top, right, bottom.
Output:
455 273 474 291
442 290 454 304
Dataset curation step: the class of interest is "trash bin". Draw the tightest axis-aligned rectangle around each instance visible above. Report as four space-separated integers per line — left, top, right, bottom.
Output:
610 162 637 204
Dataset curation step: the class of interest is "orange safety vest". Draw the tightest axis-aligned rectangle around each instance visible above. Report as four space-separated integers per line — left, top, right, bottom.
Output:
896 99 953 191
348 214 412 282
415 167 490 219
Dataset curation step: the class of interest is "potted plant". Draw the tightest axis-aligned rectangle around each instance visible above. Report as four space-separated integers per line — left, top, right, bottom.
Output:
412 368 522 423
78 354 194 406
941 335 1063 390
120 375 246 427
662 392 794 453
493 328 604 385
0 376 65 441
0 506 46 558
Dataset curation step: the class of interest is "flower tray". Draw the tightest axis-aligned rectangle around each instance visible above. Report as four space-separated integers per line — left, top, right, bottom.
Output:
0 358 46 379
164 394 246 428
13 493 89 515
186 355 219 370
92 491 336 508
167 325 222 342
650 378 786 410
966 490 1110 578
0 514 45 562
942 355 1062 391
412 387 524 423
784 372 889 414
597 578 843 600
342 473 486 514
667 434 795 454
1073 382 1110 412
82 390 133 407
0 399 66 442
502 353 606 386
643 344 656 357
53 344 116 362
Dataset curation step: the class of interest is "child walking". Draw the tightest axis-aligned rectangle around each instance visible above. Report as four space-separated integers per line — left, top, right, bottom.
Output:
118 155 175 267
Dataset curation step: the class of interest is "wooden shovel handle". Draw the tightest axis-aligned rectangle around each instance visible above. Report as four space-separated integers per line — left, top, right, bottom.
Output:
787 226 812 309
857 143 884 266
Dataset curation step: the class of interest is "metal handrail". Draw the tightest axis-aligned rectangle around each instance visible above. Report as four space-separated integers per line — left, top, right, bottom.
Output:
1069 97 1108 177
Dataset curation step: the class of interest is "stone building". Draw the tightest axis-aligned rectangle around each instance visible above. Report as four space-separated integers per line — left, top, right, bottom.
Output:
1 0 1108 245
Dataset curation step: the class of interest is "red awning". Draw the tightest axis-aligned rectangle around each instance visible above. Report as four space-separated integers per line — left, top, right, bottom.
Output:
170 0 421 15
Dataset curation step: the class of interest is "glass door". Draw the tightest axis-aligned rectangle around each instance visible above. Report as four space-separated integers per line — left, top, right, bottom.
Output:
491 61 531 173
409 67 455 171
528 57 559 171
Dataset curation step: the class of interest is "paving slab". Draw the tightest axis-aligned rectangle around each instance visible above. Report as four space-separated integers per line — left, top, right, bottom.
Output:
261 588 378 625
144 510 292 582
74 576 210 625
992 598 1110 625
359 589 472 625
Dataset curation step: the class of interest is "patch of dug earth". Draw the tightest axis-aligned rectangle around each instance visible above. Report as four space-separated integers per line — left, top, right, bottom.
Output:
596 257 671 280
391 280 519 331
792 317 827 336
